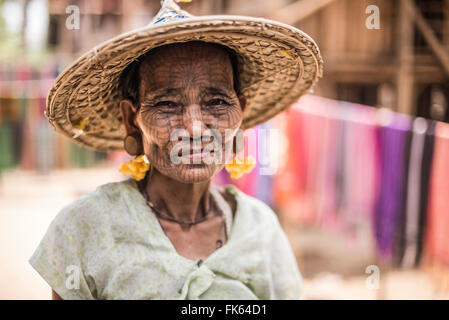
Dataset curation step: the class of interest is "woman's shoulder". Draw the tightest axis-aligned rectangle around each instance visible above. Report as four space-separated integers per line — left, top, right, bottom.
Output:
52 179 137 228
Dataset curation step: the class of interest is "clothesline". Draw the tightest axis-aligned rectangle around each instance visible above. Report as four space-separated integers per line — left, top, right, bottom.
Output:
213 95 449 278
271 95 448 273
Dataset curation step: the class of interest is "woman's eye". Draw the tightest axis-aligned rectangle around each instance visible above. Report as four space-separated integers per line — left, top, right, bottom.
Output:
208 99 229 106
156 101 177 108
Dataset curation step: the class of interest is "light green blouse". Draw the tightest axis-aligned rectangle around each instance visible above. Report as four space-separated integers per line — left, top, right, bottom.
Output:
29 179 302 300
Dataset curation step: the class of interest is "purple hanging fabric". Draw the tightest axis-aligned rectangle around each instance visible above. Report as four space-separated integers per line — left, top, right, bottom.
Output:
374 112 412 262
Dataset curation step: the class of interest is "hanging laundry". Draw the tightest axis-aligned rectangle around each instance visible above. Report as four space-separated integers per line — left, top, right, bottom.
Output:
414 121 437 267
425 122 449 266
396 119 436 268
339 103 380 244
272 108 308 225
374 112 412 263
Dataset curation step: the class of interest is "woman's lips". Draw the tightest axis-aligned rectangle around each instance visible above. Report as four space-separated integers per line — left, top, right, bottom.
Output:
181 150 215 162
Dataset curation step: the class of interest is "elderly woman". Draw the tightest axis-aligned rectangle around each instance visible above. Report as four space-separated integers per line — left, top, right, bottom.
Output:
29 0 322 300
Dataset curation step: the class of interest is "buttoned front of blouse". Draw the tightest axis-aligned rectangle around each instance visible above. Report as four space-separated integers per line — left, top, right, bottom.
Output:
29 179 302 300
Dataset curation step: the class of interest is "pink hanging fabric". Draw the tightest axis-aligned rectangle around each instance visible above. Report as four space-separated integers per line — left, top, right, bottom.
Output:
425 122 449 265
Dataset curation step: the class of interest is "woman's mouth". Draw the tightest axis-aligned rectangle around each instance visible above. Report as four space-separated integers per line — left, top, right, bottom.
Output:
181 150 215 163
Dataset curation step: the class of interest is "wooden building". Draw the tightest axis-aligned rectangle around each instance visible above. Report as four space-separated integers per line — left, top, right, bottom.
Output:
47 0 449 121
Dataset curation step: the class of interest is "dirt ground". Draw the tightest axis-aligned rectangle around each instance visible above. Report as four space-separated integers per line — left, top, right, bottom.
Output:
0 167 447 300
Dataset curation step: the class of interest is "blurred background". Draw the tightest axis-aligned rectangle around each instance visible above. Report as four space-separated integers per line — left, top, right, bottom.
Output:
1 0 449 299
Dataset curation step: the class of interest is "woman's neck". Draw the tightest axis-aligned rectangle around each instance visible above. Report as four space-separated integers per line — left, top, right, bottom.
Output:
143 167 212 222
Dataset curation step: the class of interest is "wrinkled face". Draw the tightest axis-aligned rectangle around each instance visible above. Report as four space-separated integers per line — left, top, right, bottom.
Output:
122 42 246 183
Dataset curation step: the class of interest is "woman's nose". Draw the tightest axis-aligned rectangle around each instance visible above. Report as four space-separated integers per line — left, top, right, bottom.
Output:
183 103 208 137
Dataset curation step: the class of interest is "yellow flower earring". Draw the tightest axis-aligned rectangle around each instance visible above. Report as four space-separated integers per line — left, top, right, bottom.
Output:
119 133 150 181
225 154 256 179
224 135 256 179
119 155 150 181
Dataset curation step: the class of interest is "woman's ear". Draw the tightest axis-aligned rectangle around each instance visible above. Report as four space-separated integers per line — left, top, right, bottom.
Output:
120 99 139 135
120 99 144 155
238 94 247 112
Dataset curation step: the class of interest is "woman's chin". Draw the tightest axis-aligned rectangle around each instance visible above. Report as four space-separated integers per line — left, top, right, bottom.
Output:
161 164 222 184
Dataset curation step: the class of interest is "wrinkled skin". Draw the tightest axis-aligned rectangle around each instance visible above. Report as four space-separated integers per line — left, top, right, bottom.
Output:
131 41 244 183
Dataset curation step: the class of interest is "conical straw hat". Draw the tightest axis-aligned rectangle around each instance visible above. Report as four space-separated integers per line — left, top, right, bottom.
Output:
46 0 323 151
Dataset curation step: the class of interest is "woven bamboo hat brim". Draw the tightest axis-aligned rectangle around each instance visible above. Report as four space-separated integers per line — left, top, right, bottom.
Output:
46 0 323 151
